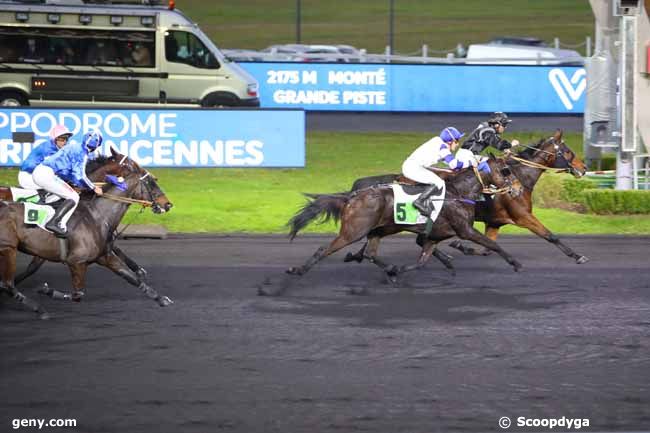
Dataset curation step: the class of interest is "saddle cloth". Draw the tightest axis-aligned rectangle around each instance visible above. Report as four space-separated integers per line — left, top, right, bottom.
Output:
391 183 446 225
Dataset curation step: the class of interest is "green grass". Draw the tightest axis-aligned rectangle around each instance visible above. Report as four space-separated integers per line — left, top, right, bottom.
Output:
177 0 594 54
2 131 649 234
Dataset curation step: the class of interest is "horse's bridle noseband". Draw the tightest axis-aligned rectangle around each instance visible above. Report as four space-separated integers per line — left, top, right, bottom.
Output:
117 155 162 212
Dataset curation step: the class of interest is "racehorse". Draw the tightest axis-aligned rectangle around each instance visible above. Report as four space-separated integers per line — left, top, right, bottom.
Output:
0 162 152 286
0 148 173 318
259 156 522 296
346 130 589 267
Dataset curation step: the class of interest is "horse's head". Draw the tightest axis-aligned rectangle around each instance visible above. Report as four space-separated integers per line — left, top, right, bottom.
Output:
98 148 173 214
534 130 587 178
483 154 523 198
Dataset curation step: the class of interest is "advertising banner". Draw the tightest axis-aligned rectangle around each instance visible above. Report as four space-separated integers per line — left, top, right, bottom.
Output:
0 108 305 167
241 63 586 113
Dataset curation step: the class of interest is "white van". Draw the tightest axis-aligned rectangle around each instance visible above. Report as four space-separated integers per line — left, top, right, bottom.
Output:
0 0 259 107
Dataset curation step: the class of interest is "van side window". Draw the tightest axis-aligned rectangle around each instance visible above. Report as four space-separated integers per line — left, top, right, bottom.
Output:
0 26 155 68
165 31 219 69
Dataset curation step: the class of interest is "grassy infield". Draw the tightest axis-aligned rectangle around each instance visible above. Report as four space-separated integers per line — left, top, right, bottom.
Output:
2 131 648 234
3 2 645 234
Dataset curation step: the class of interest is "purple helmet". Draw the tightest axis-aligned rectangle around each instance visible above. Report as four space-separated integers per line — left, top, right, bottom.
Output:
82 129 103 151
440 126 464 143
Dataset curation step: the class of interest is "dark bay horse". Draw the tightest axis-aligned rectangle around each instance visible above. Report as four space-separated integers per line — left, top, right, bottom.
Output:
259 157 522 296
0 148 173 318
0 161 153 286
347 130 589 267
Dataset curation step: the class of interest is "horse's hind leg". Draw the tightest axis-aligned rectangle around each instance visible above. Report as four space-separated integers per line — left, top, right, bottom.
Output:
0 248 48 319
287 229 369 277
344 241 367 263
97 252 172 306
14 256 46 286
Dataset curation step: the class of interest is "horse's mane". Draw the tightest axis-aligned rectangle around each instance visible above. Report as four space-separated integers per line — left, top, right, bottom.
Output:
85 155 112 174
515 137 546 161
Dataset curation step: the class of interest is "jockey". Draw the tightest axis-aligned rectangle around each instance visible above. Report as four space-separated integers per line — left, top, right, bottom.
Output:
18 124 72 190
403 126 475 215
461 112 520 154
32 130 104 237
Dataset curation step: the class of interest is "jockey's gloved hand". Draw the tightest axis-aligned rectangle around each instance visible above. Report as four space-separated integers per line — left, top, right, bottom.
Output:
511 139 520 147
477 159 490 173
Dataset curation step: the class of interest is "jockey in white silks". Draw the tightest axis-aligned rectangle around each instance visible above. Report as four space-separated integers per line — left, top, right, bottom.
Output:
402 126 476 215
18 124 72 190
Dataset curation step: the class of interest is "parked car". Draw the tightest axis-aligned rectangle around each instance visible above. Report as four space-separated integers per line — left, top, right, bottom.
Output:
261 44 362 62
487 36 548 47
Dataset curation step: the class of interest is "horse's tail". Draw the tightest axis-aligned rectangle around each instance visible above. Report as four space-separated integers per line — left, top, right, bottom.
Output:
288 192 350 240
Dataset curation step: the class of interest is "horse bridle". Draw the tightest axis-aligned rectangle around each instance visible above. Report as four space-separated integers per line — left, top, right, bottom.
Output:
473 158 521 196
116 154 162 211
518 138 579 175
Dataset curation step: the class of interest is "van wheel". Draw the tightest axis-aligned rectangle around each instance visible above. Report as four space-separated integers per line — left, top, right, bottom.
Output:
201 92 239 108
0 91 28 106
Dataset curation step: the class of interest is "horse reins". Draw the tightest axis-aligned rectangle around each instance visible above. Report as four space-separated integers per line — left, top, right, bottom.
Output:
472 165 513 195
506 142 570 173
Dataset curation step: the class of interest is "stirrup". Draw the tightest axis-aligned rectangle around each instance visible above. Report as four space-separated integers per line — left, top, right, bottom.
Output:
45 223 67 238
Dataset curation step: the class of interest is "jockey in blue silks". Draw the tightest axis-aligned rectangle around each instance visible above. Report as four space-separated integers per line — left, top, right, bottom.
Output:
32 130 104 237
18 124 72 190
402 126 476 215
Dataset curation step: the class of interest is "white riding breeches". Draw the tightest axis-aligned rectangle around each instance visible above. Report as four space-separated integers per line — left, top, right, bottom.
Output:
18 171 40 190
32 165 80 228
402 161 445 190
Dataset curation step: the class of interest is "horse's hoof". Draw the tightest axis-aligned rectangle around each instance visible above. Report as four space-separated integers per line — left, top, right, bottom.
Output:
512 261 523 272
286 267 301 275
480 250 493 256
257 285 281 297
385 265 399 277
348 286 369 296
446 268 457 277
157 296 173 307
576 255 589 265
449 240 461 249
39 312 51 320
71 291 84 302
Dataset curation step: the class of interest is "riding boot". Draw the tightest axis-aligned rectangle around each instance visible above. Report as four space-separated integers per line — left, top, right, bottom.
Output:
45 199 76 238
412 184 442 215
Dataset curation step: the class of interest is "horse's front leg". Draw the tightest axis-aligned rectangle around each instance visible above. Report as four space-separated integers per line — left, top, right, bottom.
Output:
112 245 148 282
514 213 589 264
448 225 500 256
0 247 49 319
453 224 522 272
96 252 172 306
14 256 46 285
68 262 89 302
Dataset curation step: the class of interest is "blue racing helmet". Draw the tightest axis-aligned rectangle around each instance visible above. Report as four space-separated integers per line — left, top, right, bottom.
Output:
440 126 464 143
82 130 103 151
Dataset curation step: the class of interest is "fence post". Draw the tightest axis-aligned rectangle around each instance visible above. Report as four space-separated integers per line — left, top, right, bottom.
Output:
385 45 391 63
422 44 428 59
554 37 560 49
586 36 592 57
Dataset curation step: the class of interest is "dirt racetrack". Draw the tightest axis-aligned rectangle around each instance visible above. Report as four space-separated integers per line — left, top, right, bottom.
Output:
1 234 649 432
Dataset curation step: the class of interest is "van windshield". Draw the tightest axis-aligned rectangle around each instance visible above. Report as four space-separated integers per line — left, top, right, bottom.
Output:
164 30 219 69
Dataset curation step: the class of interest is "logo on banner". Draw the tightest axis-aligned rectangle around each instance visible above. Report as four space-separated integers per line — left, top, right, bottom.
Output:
548 68 586 110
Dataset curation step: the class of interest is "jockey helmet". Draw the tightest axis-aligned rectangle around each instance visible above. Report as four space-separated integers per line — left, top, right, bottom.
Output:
49 124 73 142
440 126 464 143
82 130 103 151
488 112 512 127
